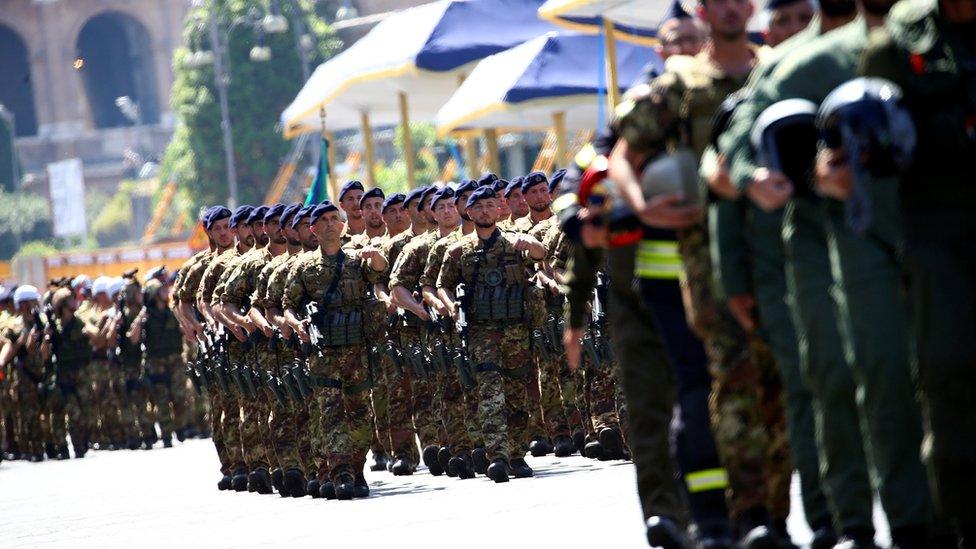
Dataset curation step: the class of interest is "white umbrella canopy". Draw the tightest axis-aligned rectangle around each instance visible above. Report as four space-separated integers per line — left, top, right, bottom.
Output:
436 32 662 135
281 0 560 138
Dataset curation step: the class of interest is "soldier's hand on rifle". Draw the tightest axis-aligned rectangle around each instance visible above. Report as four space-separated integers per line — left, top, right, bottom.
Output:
814 147 853 200
361 246 388 271
229 324 248 343
444 298 457 319
747 168 793 212
563 326 584 372
408 302 430 322
727 293 757 333
705 153 741 200
294 319 311 343
639 192 702 229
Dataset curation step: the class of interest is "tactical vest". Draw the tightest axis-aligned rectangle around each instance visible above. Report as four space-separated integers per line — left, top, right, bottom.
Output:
464 233 528 322
54 316 91 369
144 307 182 358
313 253 366 347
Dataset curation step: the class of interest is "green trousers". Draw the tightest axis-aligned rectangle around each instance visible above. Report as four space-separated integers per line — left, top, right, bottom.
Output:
782 198 874 534
823 195 932 530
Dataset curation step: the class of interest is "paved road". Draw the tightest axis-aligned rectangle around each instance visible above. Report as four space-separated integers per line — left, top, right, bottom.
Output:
1 439 889 548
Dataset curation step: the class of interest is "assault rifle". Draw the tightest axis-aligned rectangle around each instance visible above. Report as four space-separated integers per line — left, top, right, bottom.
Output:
452 284 476 390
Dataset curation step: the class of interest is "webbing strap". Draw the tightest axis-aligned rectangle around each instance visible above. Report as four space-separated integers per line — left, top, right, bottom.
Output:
685 468 729 493
635 239 683 280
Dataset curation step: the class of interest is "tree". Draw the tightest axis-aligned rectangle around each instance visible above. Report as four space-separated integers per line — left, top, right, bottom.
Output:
0 189 51 250
374 123 453 193
159 0 340 213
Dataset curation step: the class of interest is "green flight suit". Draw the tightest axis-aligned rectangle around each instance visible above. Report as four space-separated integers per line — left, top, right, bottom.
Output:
714 18 832 531
757 17 932 531
859 0 976 532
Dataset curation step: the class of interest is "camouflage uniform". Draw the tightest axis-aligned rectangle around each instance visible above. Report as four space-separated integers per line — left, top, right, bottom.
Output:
116 304 155 443
618 52 793 521
220 247 277 474
2 315 46 457
142 304 187 441
84 307 124 446
283 247 384 483
51 314 94 455
173 249 213 434
437 229 538 462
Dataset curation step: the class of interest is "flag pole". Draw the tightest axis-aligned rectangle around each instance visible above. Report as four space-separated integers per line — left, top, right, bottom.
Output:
360 111 376 188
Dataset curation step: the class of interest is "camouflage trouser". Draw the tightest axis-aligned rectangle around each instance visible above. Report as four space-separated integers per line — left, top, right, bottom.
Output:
469 323 535 462
372 329 417 462
585 357 621 436
118 364 155 440
678 223 792 520
52 366 93 452
14 373 45 456
89 359 124 444
266 345 305 472
425 329 473 453
208 389 231 474
182 340 210 432
400 326 441 449
238 344 274 472
145 354 187 439
310 344 373 482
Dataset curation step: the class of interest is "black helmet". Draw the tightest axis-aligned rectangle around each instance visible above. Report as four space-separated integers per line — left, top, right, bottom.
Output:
817 77 915 232
710 89 750 150
752 98 819 197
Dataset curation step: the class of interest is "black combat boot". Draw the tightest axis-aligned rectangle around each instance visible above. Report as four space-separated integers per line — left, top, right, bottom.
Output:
646 516 690 549
391 455 415 476
553 435 575 457
509 457 534 478
472 447 489 475
44 442 57 459
422 444 444 476
217 474 233 491
306 478 321 499
282 468 306 497
231 469 249 492
175 428 187 442
353 472 370 498
528 436 552 457
126 437 140 451
834 527 878 549
437 447 454 477
369 451 391 472
30 453 45 462
486 458 510 483
162 436 173 449
740 526 781 549
250 468 276 494
598 427 626 460
448 452 475 479
56 444 70 460
319 480 336 500
584 439 606 460
73 442 87 459
334 473 356 500
271 468 285 495
572 431 586 454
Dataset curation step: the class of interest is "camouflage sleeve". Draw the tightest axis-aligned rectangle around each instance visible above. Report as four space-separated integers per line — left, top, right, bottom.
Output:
196 255 227 305
389 240 424 290
265 258 296 309
210 259 238 306
562 245 603 329
546 226 570 271
373 237 398 286
281 258 309 312
435 243 463 291
359 250 384 284
220 258 253 306
613 71 685 157
251 260 280 310
420 239 448 288
178 259 209 303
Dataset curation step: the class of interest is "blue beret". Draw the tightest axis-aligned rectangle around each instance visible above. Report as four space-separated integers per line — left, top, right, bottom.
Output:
382 193 406 213
403 186 428 208
520 171 549 193
280 203 302 228
477 172 499 187
430 186 455 209
229 205 254 228
665 0 692 20
417 185 441 211
503 179 522 197
204 206 232 229
246 205 269 225
454 180 479 203
766 0 805 8
291 206 312 229
359 187 385 207
465 186 497 210
338 180 365 200
491 179 507 193
549 169 567 194
309 201 339 225
263 203 286 223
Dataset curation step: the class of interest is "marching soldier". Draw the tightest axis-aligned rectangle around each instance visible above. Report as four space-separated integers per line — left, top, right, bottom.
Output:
0 286 46 461
107 275 157 450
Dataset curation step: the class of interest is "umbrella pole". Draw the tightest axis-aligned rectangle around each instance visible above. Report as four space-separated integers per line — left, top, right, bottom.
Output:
484 129 500 175
602 20 621 109
360 112 376 188
553 111 567 167
464 138 479 179
398 92 417 188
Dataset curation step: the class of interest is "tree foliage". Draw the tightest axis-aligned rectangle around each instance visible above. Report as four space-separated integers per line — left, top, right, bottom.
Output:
374 123 453 193
0 189 51 247
159 0 340 213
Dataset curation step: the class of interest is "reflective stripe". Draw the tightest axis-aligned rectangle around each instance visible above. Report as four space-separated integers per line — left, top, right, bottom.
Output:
635 239 683 280
685 468 729 493
552 192 578 215
574 143 597 168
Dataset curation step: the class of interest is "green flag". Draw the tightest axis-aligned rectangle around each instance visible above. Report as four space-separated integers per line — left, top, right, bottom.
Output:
304 135 330 205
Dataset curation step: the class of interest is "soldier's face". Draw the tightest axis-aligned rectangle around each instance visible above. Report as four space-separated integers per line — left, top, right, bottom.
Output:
340 190 364 220
282 224 301 246
659 18 705 58
766 1 815 45
361 197 386 229
456 192 473 221
236 225 255 247
252 220 270 246
17 300 38 316
505 189 530 217
312 211 345 241
383 204 410 235
524 184 552 213
496 197 511 219
297 220 318 248
433 199 459 228
209 218 234 249
421 196 437 224
468 198 499 228
699 0 754 40
265 216 286 245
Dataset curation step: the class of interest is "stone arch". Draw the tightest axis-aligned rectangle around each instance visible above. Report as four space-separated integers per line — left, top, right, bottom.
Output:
0 23 38 136
75 11 160 128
